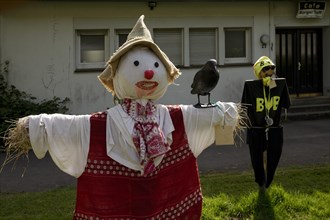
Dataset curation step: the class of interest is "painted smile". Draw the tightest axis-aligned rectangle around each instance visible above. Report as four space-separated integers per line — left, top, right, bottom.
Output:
135 81 158 90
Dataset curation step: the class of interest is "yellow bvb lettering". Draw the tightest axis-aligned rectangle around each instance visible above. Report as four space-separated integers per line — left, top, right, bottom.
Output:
256 96 280 112
256 98 264 112
273 96 280 110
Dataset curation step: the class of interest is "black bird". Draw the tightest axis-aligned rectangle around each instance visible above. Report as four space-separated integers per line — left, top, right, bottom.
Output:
190 59 220 108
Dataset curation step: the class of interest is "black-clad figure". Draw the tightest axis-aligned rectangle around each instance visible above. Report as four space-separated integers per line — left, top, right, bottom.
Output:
241 56 291 190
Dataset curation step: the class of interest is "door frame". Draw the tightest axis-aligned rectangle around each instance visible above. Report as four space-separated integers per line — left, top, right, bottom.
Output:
275 28 323 97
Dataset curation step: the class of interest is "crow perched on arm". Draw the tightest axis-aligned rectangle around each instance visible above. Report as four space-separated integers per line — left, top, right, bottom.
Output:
191 59 220 108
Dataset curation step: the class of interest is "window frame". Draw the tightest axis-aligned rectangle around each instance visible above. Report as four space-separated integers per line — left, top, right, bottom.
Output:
75 29 109 71
223 28 252 64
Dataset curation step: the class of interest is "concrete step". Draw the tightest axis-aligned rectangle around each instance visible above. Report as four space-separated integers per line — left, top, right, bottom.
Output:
288 103 330 113
285 95 330 121
290 95 330 105
285 110 330 121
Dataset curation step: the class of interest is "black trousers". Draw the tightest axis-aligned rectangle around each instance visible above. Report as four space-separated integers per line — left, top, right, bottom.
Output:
246 127 283 188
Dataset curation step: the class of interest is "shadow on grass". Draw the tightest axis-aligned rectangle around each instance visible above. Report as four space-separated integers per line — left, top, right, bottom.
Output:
253 190 275 220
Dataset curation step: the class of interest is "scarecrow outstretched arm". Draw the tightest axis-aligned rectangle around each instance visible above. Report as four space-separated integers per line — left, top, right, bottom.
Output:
180 101 239 157
28 114 91 178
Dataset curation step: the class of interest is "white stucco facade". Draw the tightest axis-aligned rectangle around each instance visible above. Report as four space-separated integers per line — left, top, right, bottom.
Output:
0 1 329 114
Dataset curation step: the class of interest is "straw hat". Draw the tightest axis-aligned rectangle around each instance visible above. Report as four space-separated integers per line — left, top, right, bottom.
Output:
253 56 275 79
98 15 181 96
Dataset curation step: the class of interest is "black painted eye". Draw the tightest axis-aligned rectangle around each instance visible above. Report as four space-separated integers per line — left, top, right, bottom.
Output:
134 60 139 66
154 62 159 68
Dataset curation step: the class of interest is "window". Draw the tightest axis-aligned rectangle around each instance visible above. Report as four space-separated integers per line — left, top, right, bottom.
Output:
116 29 131 48
75 30 109 70
189 28 217 65
224 28 251 64
153 28 183 66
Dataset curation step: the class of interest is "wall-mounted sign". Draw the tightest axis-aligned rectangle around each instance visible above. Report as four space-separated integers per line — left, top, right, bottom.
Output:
296 1 326 18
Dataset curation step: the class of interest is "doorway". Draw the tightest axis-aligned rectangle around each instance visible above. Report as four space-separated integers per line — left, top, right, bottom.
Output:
275 28 323 96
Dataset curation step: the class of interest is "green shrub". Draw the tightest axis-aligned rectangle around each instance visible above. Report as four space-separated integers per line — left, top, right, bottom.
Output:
0 61 70 147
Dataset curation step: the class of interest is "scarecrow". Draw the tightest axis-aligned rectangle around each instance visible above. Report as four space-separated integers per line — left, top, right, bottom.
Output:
4 15 245 219
241 56 291 190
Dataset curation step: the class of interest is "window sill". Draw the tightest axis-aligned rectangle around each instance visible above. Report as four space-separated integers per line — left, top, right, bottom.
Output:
177 63 253 69
221 63 253 67
75 68 105 73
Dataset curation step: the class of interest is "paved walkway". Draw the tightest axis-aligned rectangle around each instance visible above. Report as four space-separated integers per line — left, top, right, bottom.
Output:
0 119 329 193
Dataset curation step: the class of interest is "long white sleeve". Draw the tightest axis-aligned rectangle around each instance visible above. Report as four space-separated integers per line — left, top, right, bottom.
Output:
28 114 91 178
180 101 239 157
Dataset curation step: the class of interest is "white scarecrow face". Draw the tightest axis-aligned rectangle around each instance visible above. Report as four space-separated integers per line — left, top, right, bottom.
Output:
113 46 169 100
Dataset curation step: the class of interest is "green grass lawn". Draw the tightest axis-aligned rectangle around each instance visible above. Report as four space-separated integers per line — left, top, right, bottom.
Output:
201 165 330 219
0 165 329 220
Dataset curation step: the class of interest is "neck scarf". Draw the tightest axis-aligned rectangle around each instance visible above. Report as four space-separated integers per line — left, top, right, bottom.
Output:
121 99 170 176
263 76 271 87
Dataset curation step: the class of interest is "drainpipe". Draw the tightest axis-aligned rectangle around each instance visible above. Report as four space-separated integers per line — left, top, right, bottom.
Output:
0 15 2 64
268 0 273 57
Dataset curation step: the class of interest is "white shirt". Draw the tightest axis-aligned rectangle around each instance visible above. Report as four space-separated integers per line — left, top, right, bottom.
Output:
28 101 239 178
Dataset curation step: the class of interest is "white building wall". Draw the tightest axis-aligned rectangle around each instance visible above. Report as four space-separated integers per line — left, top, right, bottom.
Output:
1 1 329 114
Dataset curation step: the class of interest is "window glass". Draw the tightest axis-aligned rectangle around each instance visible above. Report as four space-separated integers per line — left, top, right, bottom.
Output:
116 29 131 48
154 28 183 66
80 35 105 63
224 28 251 64
189 28 217 65
225 29 246 58
118 34 128 47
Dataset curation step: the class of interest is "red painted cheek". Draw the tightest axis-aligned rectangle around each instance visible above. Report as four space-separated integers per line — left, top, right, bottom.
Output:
144 70 154 80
